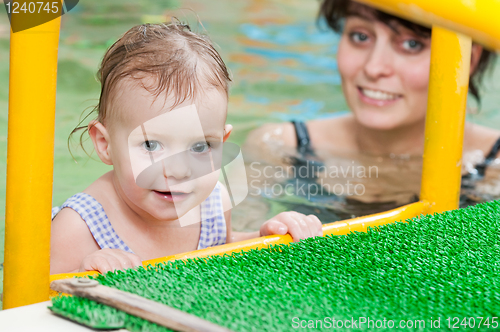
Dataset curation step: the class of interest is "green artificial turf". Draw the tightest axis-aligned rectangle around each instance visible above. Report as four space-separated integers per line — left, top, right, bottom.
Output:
50 200 500 331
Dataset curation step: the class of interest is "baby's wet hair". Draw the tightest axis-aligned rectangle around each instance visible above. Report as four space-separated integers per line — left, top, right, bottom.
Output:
70 21 231 155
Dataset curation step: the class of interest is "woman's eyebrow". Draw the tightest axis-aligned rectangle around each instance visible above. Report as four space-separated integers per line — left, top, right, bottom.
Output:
346 14 373 22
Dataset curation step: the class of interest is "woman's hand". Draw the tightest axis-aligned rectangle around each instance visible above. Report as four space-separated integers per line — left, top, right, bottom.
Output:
79 248 142 274
260 212 323 242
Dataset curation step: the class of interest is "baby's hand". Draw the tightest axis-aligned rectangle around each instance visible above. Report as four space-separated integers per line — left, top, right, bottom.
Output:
80 248 142 274
260 212 323 242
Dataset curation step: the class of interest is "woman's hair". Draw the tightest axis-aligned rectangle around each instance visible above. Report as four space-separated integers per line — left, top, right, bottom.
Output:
319 0 496 104
70 22 231 153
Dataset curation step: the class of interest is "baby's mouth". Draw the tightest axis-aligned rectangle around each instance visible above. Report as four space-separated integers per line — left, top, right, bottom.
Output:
153 190 191 202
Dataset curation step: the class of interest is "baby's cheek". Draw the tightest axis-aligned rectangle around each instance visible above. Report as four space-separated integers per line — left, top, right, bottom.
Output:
196 171 220 195
129 152 155 181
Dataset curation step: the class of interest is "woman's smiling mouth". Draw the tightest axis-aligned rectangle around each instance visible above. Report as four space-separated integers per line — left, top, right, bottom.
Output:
358 87 403 106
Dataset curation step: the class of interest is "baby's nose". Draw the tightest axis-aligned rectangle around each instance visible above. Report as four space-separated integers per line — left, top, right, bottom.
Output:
161 153 192 180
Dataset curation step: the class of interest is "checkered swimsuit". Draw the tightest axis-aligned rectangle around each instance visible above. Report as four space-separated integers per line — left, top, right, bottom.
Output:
51 182 227 251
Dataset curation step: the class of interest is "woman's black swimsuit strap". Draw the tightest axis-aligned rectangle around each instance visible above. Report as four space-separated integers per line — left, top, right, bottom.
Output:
290 121 500 169
485 137 500 162
291 120 314 156
289 120 324 180
475 136 500 177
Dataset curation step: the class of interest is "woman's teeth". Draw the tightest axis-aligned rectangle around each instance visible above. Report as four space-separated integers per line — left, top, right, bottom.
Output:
361 88 400 101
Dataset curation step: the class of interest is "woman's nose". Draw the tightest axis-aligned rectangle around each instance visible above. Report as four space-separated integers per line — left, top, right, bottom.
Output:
161 152 192 180
363 43 394 80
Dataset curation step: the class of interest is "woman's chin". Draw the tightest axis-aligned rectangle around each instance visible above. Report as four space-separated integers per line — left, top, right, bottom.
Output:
354 111 406 131
358 120 399 131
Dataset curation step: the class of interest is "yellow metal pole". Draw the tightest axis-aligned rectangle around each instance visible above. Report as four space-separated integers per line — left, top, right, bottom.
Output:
355 0 500 51
3 18 61 308
420 26 471 214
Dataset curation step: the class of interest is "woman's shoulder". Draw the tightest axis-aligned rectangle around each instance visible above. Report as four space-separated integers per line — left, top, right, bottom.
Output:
242 122 298 165
244 114 355 150
464 122 500 156
245 121 297 149
306 114 358 151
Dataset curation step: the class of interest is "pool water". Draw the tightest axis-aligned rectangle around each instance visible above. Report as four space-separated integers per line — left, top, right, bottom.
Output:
234 133 500 230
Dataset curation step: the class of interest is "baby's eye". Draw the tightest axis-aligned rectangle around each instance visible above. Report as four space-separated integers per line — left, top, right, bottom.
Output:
190 141 211 154
401 39 423 52
350 32 369 43
142 140 162 152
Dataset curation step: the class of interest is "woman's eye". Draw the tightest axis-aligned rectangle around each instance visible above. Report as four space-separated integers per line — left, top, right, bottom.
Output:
191 142 211 154
142 140 161 152
350 32 369 43
402 39 423 52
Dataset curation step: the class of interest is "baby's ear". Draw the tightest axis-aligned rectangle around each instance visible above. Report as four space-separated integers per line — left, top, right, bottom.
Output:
88 121 113 165
223 124 233 143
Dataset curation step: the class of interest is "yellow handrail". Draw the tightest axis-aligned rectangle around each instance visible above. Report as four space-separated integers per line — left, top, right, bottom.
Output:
356 0 500 51
421 27 471 213
356 1 476 212
3 17 61 308
49 201 429 284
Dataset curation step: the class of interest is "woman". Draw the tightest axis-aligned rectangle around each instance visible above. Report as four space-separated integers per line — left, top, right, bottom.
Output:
244 0 500 220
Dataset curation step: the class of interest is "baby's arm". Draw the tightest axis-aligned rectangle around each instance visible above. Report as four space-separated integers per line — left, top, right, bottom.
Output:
220 185 323 243
50 208 141 274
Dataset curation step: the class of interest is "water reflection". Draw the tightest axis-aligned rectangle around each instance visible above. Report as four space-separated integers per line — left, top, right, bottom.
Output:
232 137 500 230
